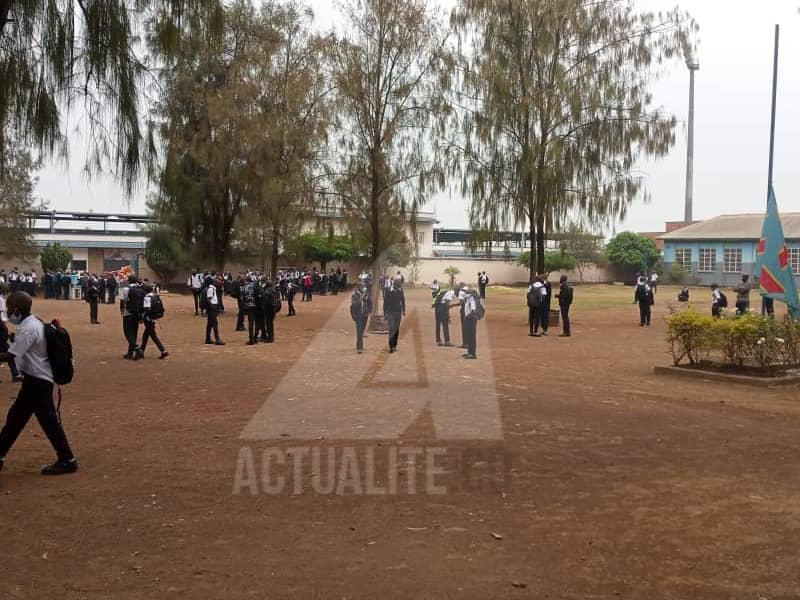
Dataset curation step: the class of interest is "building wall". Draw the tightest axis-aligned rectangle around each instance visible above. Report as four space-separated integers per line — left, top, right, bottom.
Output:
663 239 800 286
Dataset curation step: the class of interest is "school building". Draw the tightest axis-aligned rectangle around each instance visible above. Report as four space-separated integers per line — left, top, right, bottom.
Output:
660 213 800 287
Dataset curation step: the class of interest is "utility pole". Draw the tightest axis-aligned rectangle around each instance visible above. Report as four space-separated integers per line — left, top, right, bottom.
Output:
684 60 699 224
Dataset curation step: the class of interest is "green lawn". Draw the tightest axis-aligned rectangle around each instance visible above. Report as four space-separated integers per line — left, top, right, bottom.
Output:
487 283 717 312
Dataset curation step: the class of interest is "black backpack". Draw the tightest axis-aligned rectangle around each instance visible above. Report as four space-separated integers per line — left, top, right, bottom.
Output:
718 291 728 308
272 292 282 314
199 286 209 310
148 294 165 320
126 285 146 315
41 319 74 386
527 287 541 308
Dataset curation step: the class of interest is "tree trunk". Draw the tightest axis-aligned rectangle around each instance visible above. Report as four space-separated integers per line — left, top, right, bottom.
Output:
535 207 546 275
270 224 280 279
528 220 536 282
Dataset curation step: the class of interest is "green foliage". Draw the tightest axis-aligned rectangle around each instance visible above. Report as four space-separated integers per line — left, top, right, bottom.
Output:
517 250 577 273
0 138 39 257
288 232 359 270
559 223 605 281
0 0 222 194
40 243 72 272
145 228 184 285
667 310 800 371
449 0 696 274
443 265 461 289
665 262 688 285
606 232 660 275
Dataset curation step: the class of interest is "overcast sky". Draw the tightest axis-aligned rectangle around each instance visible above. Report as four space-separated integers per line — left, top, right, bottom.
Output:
34 0 800 235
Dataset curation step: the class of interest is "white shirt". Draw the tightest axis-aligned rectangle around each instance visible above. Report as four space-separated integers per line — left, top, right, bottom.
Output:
188 274 203 289
712 289 722 304
9 315 53 382
440 290 455 304
0 295 7 322
464 294 477 318
207 285 219 306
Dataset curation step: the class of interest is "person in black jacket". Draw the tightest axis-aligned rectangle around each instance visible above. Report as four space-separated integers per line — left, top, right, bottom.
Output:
384 278 406 353
350 285 372 353
86 277 101 324
262 280 277 343
556 275 573 337
286 280 297 316
634 276 654 326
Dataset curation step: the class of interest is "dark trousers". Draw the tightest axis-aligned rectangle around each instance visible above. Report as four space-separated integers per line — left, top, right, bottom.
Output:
123 315 140 355
264 315 275 342
287 297 296 316
387 311 402 350
254 309 267 340
355 316 367 351
0 375 74 462
479 284 486 300
460 311 466 347
638 302 651 325
541 304 550 332
736 300 749 315
141 319 165 353
192 290 201 314
89 300 99 323
464 316 477 357
529 305 542 334
560 304 571 335
435 308 450 343
245 309 256 342
205 308 221 342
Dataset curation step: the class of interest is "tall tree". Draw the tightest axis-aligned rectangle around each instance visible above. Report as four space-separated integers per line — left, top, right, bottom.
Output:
149 1 255 272
0 138 40 257
329 0 450 267
449 0 695 277
0 0 221 192
236 1 333 277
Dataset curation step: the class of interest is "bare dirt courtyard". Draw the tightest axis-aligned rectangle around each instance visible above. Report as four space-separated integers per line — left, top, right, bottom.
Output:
1 284 799 599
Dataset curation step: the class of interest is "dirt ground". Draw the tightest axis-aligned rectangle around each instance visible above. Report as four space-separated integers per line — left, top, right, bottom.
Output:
1 284 799 599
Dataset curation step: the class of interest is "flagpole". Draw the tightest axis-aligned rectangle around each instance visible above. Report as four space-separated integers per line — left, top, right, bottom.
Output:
767 24 780 196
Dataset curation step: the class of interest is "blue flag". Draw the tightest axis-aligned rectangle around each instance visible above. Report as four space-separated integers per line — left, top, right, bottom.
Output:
754 185 800 318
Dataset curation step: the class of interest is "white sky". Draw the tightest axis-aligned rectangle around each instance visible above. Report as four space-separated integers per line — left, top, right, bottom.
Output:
34 0 800 235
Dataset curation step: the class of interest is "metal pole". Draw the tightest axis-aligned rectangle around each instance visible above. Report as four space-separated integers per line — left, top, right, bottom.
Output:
684 61 699 223
767 24 780 195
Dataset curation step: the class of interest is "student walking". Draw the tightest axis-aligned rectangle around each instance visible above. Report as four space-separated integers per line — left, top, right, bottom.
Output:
86 277 101 324
350 285 372 354
120 275 145 359
462 289 479 359
384 278 406 353
204 277 225 345
433 287 457 346
734 274 751 315
556 275 573 337
140 284 168 359
188 269 204 315
0 292 78 475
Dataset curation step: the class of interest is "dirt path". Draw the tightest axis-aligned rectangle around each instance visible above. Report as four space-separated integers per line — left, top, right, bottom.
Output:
1 287 798 599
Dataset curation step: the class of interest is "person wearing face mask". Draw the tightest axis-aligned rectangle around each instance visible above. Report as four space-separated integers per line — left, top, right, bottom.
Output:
0 292 78 475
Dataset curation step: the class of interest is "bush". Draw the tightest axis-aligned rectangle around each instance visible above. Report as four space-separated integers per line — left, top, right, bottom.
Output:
40 242 72 272
665 262 688 285
666 310 800 371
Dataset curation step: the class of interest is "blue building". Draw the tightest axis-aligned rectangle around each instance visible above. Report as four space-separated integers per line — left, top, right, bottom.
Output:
660 213 800 287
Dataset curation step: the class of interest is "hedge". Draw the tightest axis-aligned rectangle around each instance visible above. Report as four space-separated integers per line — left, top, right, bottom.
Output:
666 309 800 370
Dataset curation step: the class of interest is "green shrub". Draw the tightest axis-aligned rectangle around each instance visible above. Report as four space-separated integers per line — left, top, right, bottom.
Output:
665 262 688 285
666 310 800 370
666 309 716 365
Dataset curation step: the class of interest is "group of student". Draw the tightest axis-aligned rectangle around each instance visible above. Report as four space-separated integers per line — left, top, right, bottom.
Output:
527 273 574 336
0 268 38 296
349 273 486 359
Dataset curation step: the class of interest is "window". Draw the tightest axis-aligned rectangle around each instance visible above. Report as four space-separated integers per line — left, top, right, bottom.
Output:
698 248 716 272
790 248 800 274
675 248 692 272
70 260 87 271
723 248 742 273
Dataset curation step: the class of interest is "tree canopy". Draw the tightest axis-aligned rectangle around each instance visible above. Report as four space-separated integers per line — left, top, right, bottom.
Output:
605 231 660 277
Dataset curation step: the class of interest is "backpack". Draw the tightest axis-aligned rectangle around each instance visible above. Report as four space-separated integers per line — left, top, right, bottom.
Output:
199 286 209 310
473 296 485 320
148 294 165 320
241 282 257 309
126 285 146 315
350 292 364 320
527 287 541 308
41 319 74 386
718 291 728 308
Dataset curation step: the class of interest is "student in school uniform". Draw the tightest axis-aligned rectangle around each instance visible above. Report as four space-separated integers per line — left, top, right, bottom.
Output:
433 287 458 347
0 291 78 475
120 275 144 359
462 287 478 359
556 274 573 337
384 278 406 353
711 284 725 318
188 269 204 316
205 277 225 345
350 284 372 354
634 275 654 326
140 283 169 359
85 276 101 324
430 279 441 299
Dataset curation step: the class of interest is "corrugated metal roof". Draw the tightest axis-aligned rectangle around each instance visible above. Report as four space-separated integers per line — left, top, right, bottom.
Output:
660 213 800 241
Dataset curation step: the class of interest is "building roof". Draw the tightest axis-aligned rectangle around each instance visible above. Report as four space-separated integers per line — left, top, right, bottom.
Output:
33 232 148 249
660 213 800 241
